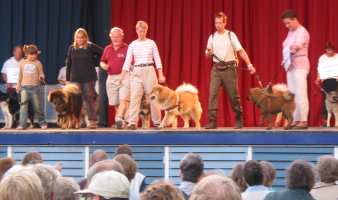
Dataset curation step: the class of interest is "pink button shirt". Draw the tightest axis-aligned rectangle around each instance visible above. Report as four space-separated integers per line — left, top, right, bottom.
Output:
283 26 310 70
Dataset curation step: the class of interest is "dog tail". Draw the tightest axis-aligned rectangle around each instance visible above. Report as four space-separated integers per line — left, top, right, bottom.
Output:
175 83 198 94
63 84 81 95
272 83 289 92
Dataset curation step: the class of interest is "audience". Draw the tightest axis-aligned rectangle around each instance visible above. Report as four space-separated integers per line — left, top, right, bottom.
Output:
53 177 80 200
76 170 130 200
1 148 338 200
140 180 184 200
310 155 338 200
242 160 271 200
178 153 204 199
231 162 247 192
189 175 242 200
264 160 316 200
0 169 45 200
260 161 276 191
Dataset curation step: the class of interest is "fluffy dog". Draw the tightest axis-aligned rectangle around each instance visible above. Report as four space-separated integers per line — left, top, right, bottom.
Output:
48 84 83 129
248 84 295 129
150 83 202 128
139 95 151 129
0 91 34 129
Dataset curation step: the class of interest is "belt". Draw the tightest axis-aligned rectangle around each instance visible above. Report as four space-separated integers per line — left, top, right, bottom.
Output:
133 63 154 67
213 60 237 70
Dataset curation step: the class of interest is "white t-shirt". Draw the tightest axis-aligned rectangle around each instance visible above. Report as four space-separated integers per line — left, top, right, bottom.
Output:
1 57 21 84
206 30 243 62
318 53 338 80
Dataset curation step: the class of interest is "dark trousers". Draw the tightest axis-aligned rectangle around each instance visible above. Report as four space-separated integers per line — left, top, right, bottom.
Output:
207 65 242 122
98 68 108 126
76 81 97 121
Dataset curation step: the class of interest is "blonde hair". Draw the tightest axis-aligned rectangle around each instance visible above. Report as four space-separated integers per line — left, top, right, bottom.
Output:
109 27 124 37
73 28 89 49
136 20 148 30
0 170 45 200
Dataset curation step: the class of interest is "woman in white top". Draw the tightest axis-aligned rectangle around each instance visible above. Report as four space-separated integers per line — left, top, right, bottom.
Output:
121 21 166 129
316 42 338 126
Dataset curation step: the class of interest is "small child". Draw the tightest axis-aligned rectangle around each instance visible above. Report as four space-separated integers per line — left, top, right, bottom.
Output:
16 44 47 129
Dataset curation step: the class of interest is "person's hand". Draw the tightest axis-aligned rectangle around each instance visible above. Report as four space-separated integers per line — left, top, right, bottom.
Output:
158 74 166 84
247 64 256 74
205 49 213 57
16 85 21 93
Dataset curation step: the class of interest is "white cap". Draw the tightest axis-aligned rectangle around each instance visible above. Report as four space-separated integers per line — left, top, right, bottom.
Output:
76 170 130 199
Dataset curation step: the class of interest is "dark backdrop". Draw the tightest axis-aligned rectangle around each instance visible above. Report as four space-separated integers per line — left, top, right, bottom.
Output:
0 0 111 83
111 0 338 126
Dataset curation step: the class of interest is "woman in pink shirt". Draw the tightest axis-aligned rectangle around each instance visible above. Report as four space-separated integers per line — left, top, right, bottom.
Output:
281 10 310 129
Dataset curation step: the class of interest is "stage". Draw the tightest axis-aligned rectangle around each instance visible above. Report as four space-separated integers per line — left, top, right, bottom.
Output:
0 127 338 145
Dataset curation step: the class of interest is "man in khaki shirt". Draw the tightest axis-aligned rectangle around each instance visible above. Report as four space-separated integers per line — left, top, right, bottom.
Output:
205 12 255 129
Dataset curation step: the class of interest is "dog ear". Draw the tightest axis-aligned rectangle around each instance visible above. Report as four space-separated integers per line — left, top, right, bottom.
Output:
266 83 273 94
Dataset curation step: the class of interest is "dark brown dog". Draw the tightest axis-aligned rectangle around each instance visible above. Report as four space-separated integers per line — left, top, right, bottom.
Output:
48 84 83 129
248 84 295 129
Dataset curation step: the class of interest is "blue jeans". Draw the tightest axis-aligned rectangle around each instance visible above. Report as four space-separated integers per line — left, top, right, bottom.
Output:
19 86 46 127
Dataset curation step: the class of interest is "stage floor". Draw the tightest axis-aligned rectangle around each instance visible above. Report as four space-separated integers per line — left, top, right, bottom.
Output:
0 127 338 145
1 127 338 133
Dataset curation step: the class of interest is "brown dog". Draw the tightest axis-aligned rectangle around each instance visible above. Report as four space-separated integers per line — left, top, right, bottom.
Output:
48 84 83 129
248 84 295 129
150 83 202 128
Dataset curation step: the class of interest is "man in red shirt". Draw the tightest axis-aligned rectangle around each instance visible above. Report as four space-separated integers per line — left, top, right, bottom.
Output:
100 27 130 129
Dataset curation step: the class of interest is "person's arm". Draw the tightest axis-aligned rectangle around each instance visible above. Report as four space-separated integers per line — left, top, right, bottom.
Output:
231 32 256 74
1 61 8 83
100 47 109 70
89 42 103 56
16 62 23 92
37 61 45 84
152 41 166 83
205 35 213 57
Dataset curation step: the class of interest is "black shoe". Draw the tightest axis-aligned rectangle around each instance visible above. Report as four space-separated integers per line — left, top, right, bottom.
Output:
204 122 217 129
115 120 124 129
127 124 137 130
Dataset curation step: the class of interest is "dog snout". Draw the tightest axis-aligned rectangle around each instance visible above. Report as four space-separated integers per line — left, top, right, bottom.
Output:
150 95 156 100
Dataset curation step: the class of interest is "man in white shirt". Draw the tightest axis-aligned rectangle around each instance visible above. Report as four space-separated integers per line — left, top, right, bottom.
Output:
205 12 256 129
1 46 23 93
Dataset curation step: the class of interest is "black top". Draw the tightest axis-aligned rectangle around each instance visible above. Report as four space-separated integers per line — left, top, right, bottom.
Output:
66 43 103 83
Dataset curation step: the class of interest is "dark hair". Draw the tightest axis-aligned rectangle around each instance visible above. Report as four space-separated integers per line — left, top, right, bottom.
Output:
287 160 315 191
22 152 43 165
281 10 298 19
231 163 247 192
243 160 264 186
215 12 227 23
179 153 204 183
115 144 133 157
325 41 336 50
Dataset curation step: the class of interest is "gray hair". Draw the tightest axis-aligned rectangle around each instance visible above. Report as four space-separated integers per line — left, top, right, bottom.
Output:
53 177 80 200
29 164 60 200
260 161 276 187
0 169 45 200
109 27 124 37
190 175 242 200
286 160 315 191
316 155 338 183
90 149 108 167
87 159 125 183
